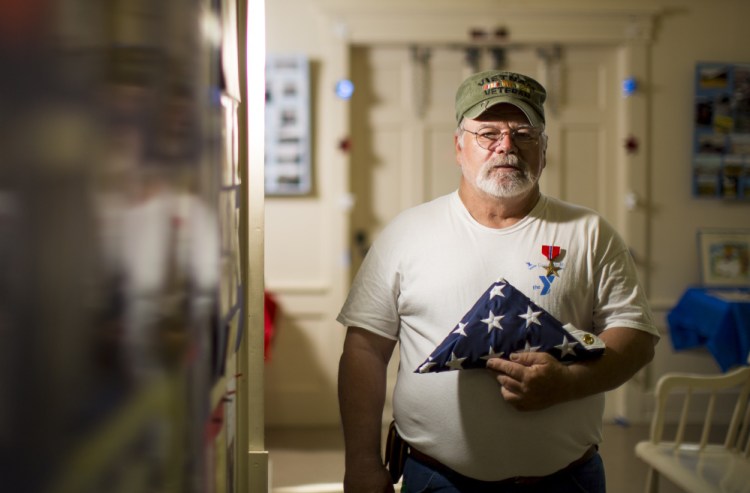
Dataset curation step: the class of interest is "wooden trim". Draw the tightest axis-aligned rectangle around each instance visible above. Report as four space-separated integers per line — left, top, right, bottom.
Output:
237 0 268 491
316 1 661 44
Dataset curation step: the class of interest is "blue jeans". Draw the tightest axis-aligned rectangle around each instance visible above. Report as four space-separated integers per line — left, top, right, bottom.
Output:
401 451 606 493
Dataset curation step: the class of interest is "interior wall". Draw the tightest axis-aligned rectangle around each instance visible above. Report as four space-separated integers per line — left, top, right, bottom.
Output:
649 2 749 304
645 0 750 378
264 0 750 424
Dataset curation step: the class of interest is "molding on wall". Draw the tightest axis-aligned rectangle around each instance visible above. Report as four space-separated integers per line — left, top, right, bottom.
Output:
316 1 662 45
316 0 663 16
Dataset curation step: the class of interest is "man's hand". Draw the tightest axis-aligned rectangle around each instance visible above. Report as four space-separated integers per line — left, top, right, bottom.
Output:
343 459 395 493
486 352 573 411
487 327 658 411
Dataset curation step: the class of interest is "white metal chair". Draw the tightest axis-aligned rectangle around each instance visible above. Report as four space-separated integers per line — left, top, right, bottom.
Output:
635 365 750 493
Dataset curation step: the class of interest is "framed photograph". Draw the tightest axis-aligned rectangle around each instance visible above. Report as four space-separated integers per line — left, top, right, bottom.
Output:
697 229 750 286
264 53 312 195
691 62 750 199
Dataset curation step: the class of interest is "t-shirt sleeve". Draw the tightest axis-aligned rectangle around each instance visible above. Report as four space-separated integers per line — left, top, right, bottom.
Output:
336 242 401 341
592 223 659 339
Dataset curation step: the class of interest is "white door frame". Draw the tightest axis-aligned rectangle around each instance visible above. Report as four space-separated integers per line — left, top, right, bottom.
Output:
315 0 661 422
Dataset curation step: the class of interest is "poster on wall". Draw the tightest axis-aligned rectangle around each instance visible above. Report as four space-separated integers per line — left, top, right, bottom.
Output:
692 62 750 199
265 54 312 195
697 229 750 287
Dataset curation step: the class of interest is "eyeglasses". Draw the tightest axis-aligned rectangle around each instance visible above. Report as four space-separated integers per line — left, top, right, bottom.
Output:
462 127 541 150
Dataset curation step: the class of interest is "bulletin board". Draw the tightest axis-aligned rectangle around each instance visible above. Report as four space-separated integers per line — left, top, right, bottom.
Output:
264 53 312 195
692 62 750 199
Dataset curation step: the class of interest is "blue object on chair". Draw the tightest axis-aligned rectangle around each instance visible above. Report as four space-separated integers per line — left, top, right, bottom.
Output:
667 287 750 372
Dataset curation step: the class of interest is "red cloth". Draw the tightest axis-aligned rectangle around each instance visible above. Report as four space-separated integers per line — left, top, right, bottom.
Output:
264 291 278 360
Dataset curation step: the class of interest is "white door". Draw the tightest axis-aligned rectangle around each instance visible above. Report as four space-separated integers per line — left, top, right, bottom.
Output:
350 43 624 423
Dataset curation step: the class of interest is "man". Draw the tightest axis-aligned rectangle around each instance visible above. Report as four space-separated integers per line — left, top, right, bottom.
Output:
337 70 659 493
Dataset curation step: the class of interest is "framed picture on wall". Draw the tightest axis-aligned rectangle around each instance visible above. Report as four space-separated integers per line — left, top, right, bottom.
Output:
692 62 750 200
264 53 312 195
697 229 750 286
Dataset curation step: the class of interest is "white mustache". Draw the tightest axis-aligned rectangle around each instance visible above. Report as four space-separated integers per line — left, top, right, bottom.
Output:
486 154 526 170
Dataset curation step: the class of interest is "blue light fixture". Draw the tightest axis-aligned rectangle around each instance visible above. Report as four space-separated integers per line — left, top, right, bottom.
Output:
335 79 355 100
623 77 637 97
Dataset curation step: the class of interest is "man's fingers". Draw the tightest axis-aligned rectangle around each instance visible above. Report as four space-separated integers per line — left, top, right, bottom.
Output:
498 381 529 409
511 351 552 365
486 356 521 371
487 351 549 368
497 373 521 392
486 352 543 375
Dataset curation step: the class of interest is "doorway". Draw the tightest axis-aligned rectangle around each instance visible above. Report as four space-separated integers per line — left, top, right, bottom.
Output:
349 42 623 422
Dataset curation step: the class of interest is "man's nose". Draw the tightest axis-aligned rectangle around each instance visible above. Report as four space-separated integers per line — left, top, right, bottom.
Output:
492 133 516 153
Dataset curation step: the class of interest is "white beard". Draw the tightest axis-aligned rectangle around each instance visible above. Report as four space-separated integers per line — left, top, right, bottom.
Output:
474 154 537 198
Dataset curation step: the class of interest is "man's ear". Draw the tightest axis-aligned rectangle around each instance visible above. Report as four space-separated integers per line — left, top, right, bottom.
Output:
454 133 464 165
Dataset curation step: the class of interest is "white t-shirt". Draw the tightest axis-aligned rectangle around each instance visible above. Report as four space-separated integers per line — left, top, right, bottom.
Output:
337 191 658 481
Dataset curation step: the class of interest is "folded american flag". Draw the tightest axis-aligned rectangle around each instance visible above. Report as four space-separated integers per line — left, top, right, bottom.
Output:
416 278 605 373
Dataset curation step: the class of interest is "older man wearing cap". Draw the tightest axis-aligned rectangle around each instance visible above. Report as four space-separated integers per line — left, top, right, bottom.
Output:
337 71 658 493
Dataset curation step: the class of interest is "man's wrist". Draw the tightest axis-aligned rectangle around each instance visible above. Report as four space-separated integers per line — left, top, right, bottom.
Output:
561 361 597 401
345 450 384 467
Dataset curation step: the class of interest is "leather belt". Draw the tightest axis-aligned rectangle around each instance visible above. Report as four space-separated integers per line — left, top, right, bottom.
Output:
408 443 598 487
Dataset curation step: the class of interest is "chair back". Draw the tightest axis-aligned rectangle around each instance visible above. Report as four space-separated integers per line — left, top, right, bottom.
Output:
649 366 750 457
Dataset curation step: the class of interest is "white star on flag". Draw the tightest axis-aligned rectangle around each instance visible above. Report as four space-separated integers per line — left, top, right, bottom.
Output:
481 311 504 332
445 352 467 370
555 336 579 357
489 283 506 298
519 305 543 328
452 322 468 336
416 278 605 373
480 346 505 361
418 360 437 373
517 340 542 354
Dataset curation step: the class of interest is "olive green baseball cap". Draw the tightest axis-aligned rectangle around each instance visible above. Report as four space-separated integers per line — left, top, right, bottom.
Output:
455 70 546 126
